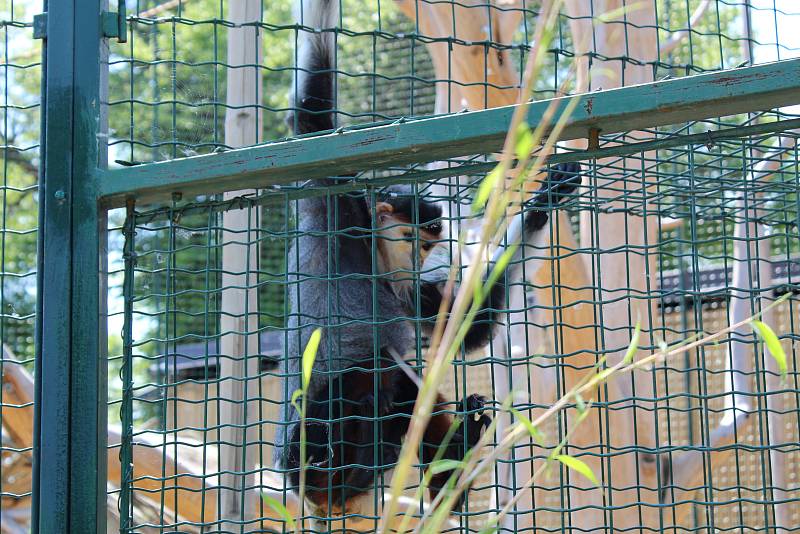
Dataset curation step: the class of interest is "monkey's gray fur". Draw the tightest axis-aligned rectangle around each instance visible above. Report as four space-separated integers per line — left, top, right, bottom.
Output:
273 0 582 498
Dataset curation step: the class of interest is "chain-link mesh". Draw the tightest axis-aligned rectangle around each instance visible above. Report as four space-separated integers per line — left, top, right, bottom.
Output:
112 133 800 534
107 0 798 162
32 0 799 532
0 2 39 532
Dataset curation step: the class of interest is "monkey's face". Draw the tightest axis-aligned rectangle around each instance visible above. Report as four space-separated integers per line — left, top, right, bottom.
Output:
373 201 441 283
376 218 438 273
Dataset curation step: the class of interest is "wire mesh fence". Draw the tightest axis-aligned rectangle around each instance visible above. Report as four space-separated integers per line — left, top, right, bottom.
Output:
0 2 39 532
107 0 800 163
110 129 800 533
3 0 797 532
99 1 800 533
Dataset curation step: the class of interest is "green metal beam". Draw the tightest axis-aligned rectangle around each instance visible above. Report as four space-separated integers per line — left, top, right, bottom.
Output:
125 116 800 225
35 0 106 532
98 58 800 207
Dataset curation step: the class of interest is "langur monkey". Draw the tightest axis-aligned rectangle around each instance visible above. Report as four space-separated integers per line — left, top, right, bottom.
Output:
275 0 582 516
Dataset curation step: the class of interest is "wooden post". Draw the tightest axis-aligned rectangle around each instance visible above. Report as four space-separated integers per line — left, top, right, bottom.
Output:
392 2 599 526
219 0 263 529
558 2 668 530
394 0 522 113
727 137 795 531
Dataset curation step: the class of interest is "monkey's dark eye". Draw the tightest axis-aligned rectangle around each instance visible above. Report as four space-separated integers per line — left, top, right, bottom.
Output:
422 242 433 252
403 231 414 239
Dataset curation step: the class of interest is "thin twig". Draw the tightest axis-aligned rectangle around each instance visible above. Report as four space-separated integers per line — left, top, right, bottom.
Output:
137 0 185 19
660 0 712 56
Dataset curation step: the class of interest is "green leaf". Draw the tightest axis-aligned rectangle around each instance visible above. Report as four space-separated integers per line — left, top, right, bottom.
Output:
484 243 519 296
515 122 535 160
623 321 641 364
302 328 322 391
575 393 587 414
553 454 599 486
262 494 296 530
510 407 545 444
751 320 788 378
473 164 504 213
290 389 303 414
595 2 644 24
429 459 463 474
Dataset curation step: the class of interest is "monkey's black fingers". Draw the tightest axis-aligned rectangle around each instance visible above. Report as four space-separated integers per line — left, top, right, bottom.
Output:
521 163 581 234
464 393 488 416
463 394 492 447
419 279 447 319
464 413 492 448
477 413 491 430
530 161 583 207
547 161 583 197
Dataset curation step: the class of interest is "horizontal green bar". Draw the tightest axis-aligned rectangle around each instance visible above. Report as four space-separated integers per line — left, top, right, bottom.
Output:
130 117 800 224
98 59 800 208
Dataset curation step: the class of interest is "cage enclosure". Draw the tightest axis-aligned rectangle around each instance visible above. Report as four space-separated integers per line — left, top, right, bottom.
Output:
4 1 800 534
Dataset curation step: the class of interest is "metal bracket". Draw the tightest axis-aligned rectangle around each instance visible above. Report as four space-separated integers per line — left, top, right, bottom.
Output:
33 13 47 39
102 1 127 43
588 128 601 151
34 8 127 43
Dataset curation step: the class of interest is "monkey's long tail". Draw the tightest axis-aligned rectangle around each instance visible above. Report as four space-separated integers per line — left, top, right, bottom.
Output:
291 0 338 135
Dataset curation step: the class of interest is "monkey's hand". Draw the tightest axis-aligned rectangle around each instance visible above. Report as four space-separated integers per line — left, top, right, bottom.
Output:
529 161 582 208
419 279 448 319
449 394 492 512
461 393 492 447
522 161 582 234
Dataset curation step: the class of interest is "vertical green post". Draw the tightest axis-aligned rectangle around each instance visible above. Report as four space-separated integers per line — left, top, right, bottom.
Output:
35 0 107 532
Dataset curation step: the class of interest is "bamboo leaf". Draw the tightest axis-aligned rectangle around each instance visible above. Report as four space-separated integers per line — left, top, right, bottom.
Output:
596 368 614 382
290 389 303 414
575 393 587 414
510 407 545 444
553 454 599 486
473 164 504 213
483 243 519 300
751 320 788 378
515 122 535 160
302 328 322 391
623 321 641 364
429 459 463 475
262 495 296 530
595 2 645 24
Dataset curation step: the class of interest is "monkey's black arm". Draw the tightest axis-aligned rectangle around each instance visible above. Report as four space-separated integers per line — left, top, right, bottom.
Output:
419 162 582 353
